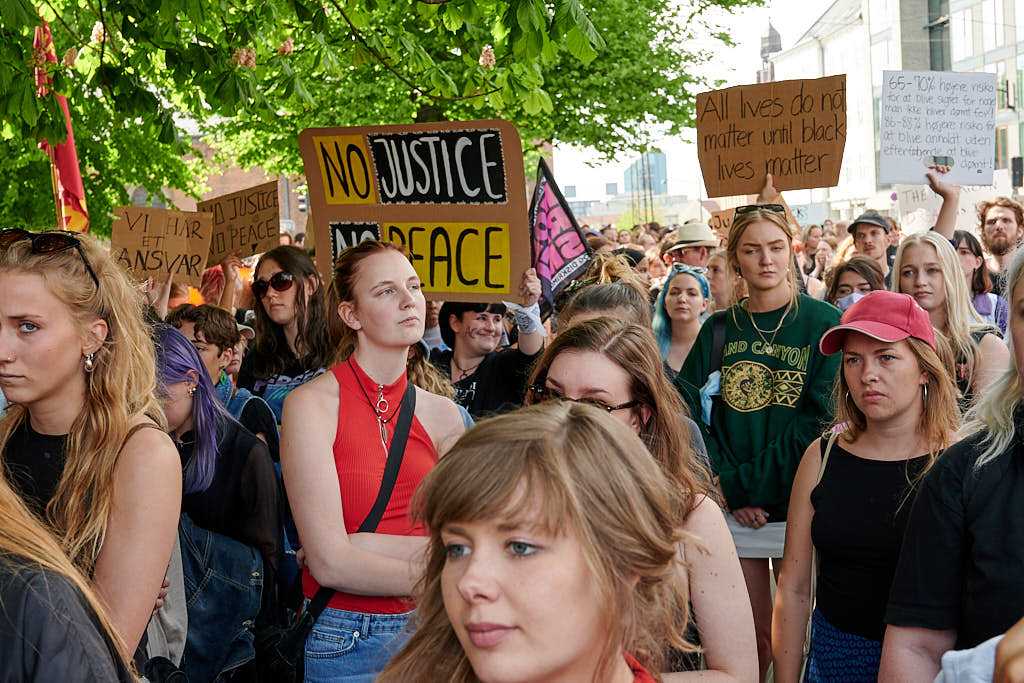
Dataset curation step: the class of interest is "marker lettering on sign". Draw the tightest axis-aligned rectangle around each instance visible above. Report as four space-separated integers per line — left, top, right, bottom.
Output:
384 222 510 293
314 135 377 205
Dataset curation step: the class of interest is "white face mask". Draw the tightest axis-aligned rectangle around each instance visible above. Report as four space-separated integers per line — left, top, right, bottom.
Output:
835 291 866 311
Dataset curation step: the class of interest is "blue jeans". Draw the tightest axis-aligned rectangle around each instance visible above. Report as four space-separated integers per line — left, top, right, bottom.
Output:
304 607 412 682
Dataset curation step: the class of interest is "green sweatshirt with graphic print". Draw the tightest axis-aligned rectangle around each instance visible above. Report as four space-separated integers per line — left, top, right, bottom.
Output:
675 295 841 521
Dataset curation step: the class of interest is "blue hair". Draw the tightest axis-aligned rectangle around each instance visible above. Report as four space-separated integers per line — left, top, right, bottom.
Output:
154 324 228 494
652 265 710 359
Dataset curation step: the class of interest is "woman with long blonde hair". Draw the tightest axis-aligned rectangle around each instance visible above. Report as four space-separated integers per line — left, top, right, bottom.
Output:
891 230 1009 408
379 401 719 683
0 229 181 653
773 291 959 682
0 471 134 679
880 246 1024 682
525 318 757 679
676 202 841 680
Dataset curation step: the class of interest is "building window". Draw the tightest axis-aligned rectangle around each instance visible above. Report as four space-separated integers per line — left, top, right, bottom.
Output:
1017 0 1024 43
563 185 576 198
998 62 1008 109
605 182 618 195
997 125 1010 169
952 9 973 61
983 0 1005 51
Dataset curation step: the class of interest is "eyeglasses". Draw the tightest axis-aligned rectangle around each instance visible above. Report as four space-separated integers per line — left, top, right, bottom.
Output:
529 383 641 413
251 271 295 299
0 228 100 290
735 203 785 215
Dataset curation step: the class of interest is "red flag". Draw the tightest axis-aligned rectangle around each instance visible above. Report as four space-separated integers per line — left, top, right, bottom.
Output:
34 22 89 233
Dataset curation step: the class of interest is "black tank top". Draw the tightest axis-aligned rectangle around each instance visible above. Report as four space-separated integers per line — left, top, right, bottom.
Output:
3 421 68 518
809 437 929 640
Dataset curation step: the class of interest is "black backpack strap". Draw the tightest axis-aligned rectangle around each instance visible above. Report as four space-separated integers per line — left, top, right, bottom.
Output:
304 381 418 624
709 314 727 374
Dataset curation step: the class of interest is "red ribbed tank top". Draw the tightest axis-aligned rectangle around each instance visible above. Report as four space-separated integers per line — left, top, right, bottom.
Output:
301 358 437 613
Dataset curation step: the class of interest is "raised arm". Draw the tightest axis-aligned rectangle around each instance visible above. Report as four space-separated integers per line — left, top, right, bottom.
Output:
280 378 420 596
927 167 960 241
92 425 182 652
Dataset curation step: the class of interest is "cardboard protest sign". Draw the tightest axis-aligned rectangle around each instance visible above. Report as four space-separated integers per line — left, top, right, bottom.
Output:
879 71 996 185
197 181 280 264
528 159 592 318
696 75 846 198
707 197 799 241
298 120 529 303
896 169 1011 235
110 207 213 287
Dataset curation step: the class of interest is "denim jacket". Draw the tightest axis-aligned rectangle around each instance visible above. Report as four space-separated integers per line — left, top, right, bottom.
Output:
179 514 262 682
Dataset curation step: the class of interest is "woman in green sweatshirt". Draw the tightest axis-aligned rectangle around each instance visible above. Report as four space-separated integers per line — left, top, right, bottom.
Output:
675 203 840 681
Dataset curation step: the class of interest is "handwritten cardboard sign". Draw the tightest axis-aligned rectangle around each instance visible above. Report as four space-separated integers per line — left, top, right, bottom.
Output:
528 159 592 317
879 70 996 185
110 207 213 287
299 120 529 303
696 75 847 198
707 198 799 241
896 169 1011 234
197 181 280 264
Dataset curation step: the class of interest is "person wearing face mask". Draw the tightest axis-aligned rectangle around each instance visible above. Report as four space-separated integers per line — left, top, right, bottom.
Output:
379 401 753 683
155 324 280 682
429 270 544 418
281 241 468 681
954 230 1010 335
825 256 886 311
892 231 1009 409
522 318 757 679
652 265 711 377
675 188 842 681
236 245 336 423
772 291 960 682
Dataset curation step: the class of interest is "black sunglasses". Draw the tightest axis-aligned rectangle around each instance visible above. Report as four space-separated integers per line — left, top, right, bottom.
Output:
251 271 295 299
529 383 641 413
735 203 786 216
0 228 100 290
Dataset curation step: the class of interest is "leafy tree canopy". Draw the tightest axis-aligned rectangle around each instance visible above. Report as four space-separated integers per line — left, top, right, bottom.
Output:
0 0 759 234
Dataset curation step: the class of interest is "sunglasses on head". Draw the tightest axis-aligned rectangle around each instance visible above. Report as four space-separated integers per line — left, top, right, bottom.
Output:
735 203 786 216
529 383 641 414
0 228 100 290
251 271 295 299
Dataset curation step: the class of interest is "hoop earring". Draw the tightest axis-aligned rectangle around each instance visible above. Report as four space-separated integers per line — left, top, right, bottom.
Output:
922 383 929 405
83 353 95 373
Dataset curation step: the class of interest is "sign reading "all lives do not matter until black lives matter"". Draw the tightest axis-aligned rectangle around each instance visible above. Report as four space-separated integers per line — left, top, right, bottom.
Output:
298 120 529 303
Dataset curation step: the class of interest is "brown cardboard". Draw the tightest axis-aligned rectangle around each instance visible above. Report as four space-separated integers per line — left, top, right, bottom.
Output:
298 120 529 303
110 206 214 288
707 197 800 242
198 180 280 264
697 75 847 198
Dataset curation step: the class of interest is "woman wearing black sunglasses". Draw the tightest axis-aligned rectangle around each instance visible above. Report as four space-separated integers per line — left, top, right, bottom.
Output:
524 317 758 681
236 245 337 423
0 229 182 658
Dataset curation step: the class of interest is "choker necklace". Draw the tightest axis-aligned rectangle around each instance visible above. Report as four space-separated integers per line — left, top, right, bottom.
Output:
348 359 402 453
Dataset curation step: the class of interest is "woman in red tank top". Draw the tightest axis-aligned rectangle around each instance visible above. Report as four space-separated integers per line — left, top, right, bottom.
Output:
281 241 468 682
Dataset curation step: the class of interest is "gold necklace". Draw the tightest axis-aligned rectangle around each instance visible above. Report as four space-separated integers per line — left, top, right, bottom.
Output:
745 299 792 355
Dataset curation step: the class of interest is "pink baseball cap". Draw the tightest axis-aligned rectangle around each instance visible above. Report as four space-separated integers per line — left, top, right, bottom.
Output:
819 291 935 355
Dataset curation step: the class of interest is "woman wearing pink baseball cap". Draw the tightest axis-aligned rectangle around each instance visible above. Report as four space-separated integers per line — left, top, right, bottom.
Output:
772 291 960 682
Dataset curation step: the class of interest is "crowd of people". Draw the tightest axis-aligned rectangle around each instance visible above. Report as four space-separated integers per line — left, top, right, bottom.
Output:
1 167 1024 683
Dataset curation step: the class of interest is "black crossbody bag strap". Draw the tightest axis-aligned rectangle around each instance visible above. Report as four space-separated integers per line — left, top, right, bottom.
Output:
304 382 418 622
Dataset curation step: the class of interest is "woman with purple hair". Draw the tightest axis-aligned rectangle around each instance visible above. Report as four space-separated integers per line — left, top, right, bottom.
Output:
155 324 281 679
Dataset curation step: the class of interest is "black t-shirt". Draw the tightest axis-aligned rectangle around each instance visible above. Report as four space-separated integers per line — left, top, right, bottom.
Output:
886 428 1024 648
810 439 929 640
238 394 280 462
178 417 281 599
991 269 1008 298
4 422 67 519
430 347 539 417
0 558 134 682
